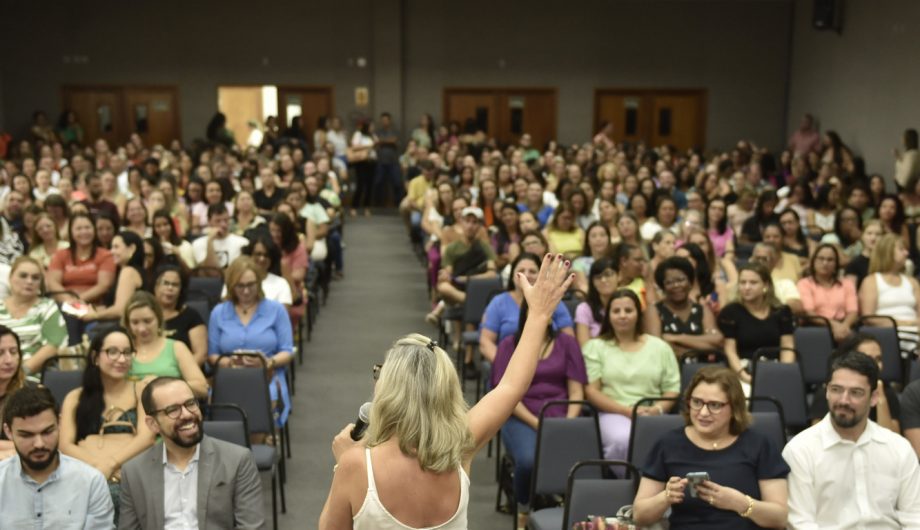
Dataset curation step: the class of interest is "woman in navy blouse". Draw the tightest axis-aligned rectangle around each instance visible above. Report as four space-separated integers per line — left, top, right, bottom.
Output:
208 256 294 425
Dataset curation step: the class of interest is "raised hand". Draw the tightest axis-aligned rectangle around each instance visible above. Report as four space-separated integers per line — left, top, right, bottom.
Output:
519 253 574 320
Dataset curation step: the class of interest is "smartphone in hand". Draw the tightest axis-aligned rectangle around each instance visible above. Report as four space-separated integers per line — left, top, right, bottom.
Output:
686 472 710 498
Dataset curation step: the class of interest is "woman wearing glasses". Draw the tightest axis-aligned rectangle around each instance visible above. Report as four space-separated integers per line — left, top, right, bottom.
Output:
320 254 573 530
632 366 790 529
123 291 207 398
60 327 156 482
574 257 618 347
208 256 293 426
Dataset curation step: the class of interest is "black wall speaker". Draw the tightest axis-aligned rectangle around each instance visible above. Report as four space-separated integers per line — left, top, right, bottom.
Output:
813 0 842 32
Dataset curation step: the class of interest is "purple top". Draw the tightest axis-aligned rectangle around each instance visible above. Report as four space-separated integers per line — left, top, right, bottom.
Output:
574 301 603 338
490 333 588 418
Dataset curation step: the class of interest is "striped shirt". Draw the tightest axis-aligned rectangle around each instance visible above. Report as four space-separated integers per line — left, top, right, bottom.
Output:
0 297 68 362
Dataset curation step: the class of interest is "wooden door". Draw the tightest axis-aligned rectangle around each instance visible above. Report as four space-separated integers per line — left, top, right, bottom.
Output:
123 87 180 147
444 88 557 148
444 90 498 138
503 91 557 150
62 86 122 147
218 86 264 148
649 93 705 152
277 86 334 147
594 91 650 146
594 89 706 151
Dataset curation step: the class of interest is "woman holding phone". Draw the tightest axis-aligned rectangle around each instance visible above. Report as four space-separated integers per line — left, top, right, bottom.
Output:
632 366 789 529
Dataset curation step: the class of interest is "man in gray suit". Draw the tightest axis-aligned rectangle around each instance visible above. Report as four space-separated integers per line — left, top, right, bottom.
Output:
119 376 265 529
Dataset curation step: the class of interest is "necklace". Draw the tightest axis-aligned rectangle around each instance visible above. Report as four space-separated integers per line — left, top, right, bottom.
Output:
238 302 258 315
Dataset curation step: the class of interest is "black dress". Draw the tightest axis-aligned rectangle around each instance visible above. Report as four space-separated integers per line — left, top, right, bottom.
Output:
656 301 705 335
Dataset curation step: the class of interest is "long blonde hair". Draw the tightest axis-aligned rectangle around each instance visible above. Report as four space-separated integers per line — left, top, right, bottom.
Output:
365 333 473 473
869 233 904 274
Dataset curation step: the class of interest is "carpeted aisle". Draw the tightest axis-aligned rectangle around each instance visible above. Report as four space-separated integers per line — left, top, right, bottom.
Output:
277 213 509 529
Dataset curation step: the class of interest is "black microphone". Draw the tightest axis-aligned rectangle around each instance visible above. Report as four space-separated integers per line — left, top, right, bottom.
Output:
350 402 372 441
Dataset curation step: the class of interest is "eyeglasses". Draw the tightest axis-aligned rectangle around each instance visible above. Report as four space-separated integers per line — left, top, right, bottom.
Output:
688 397 728 413
235 281 259 291
101 348 135 360
153 398 200 419
372 364 383 381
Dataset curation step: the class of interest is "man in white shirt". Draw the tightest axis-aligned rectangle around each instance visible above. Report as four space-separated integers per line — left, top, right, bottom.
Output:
192 203 248 269
783 351 920 529
0 386 114 528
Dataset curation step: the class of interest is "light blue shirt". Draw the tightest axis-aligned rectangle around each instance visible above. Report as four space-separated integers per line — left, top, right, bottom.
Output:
208 299 294 358
0 452 114 529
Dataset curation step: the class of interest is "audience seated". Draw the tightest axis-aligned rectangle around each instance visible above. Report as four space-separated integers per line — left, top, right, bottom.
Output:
80 231 145 323
646 257 722 358
858 233 920 353
241 235 295 306
0 257 67 375
717 262 795 384
192 203 248 270
123 291 207 398
797 244 858 341
0 325 29 459
633 366 789 529
46 212 116 345
574 257 617 347
479 252 574 363
152 209 196 269
582 289 680 461
489 301 587 527
152 265 207 365
28 212 68 269
571 222 613 295
844 219 882 289
59 326 156 488
208 256 294 427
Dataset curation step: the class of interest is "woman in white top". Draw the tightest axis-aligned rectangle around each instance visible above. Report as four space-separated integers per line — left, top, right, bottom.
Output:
859 233 920 354
319 254 573 530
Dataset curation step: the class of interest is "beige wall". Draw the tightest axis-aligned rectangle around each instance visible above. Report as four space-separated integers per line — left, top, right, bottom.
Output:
787 0 920 178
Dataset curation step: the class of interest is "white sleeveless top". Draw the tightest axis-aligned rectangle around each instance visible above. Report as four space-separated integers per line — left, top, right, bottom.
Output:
875 273 918 322
353 448 470 530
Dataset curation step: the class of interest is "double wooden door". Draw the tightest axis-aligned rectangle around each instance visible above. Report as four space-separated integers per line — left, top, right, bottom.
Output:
443 88 557 149
594 89 706 151
277 86 335 146
62 86 180 147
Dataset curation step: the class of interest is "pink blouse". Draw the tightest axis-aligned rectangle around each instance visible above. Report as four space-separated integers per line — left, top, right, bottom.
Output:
708 227 734 258
796 276 858 321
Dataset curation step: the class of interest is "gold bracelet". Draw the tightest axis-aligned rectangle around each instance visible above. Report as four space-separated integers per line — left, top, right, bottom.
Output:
739 495 754 518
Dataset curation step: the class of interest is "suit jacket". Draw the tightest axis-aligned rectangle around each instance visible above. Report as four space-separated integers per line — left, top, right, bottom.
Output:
118 435 265 529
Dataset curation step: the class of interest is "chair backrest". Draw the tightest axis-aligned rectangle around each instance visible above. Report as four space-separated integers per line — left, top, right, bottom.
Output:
794 324 834 387
186 299 210 325
530 401 603 499
627 398 684 472
856 324 904 384
189 276 224 308
211 364 275 436
40 370 83 405
747 397 787 450
462 277 503 325
680 361 726 395
911 359 920 383
204 403 251 449
751 361 808 431
563 460 639 529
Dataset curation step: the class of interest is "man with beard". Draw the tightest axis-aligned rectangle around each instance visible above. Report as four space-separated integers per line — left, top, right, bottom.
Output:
783 351 920 528
0 386 114 527
80 171 120 221
119 377 264 529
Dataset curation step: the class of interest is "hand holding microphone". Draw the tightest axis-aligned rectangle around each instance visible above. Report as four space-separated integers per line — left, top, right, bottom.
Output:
332 402 372 463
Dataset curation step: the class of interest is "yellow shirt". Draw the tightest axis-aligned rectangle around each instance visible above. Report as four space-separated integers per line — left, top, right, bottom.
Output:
774 252 802 283
407 175 433 210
